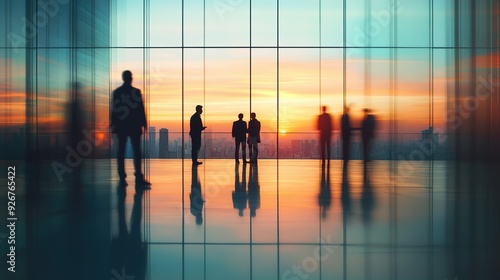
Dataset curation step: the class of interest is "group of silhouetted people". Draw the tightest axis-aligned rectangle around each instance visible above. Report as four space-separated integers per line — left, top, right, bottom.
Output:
318 106 376 166
232 112 261 164
111 70 376 188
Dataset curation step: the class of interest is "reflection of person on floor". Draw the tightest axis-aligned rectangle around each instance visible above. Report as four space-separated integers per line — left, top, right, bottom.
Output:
341 106 352 166
361 108 376 165
190 165 204 225
318 166 332 219
111 186 147 280
190 105 207 165
317 106 333 166
248 163 261 217
341 164 351 218
361 165 375 226
247 112 261 163
232 164 247 217
232 113 248 164
111 70 151 187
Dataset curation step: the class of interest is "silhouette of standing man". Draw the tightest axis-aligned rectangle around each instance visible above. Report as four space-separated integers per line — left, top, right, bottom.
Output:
361 108 376 164
317 106 333 165
190 105 206 165
341 106 352 166
232 113 247 164
247 112 261 163
111 70 151 187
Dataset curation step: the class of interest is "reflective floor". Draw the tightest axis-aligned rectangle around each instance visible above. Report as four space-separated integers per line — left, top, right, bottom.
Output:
1 159 499 280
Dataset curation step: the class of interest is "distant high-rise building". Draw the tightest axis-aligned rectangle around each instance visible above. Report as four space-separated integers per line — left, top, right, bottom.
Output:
149 126 156 158
159 128 169 158
420 126 439 160
421 126 438 143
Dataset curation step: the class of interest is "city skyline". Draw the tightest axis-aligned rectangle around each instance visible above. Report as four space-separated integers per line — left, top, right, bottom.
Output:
139 124 447 160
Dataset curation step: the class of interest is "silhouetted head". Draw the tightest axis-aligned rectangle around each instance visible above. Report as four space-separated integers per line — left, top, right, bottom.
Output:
322 106 327 114
363 108 370 115
250 112 256 119
344 106 350 114
196 105 203 114
238 113 243 120
122 70 133 84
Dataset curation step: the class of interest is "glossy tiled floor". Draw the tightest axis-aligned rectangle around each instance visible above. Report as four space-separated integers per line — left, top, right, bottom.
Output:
110 159 461 280
2 159 498 280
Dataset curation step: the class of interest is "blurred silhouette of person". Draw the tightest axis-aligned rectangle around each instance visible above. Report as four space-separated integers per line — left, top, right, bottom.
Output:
247 112 261 163
247 163 261 217
66 82 85 183
317 106 333 166
190 105 207 165
67 82 84 152
232 113 248 164
361 164 375 226
111 186 147 280
111 70 151 187
318 166 332 219
341 106 352 166
190 165 204 225
232 164 247 217
361 108 376 165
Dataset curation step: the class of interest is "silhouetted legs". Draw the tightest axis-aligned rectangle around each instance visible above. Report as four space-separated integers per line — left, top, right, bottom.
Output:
248 143 258 163
235 139 246 163
117 133 145 184
191 136 201 164
362 138 371 164
117 134 127 180
342 136 351 166
320 135 331 165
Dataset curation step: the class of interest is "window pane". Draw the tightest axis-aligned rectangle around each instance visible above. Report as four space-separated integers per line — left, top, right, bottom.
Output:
251 0 277 46
279 0 320 47
150 0 182 47
184 0 204 46
205 0 250 46
114 0 143 47
397 1 430 47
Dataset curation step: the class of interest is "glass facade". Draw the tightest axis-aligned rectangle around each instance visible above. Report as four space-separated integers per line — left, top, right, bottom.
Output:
2 0 110 160
3 1 498 162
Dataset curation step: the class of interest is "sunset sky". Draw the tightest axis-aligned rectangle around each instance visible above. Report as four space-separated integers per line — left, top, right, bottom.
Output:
108 0 452 138
0 0 453 139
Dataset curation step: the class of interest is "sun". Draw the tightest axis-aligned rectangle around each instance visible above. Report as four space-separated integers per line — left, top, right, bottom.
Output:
280 130 287 134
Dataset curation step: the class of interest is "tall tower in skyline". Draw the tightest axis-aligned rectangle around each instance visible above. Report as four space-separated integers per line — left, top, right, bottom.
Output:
149 126 156 158
159 128 169 158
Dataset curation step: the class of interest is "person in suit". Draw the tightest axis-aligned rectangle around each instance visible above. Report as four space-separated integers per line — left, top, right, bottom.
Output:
111 70 151 187
317 106 333 166
341 106 352 166
247 112 261 163
190 105 207 165
361 108 376 165
232 113 247 164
